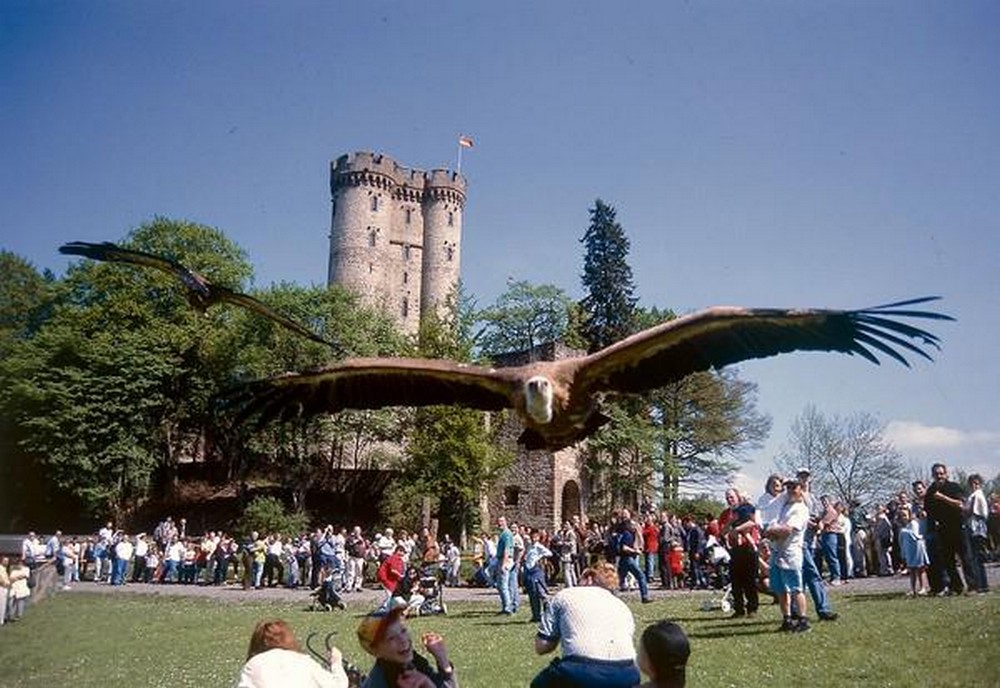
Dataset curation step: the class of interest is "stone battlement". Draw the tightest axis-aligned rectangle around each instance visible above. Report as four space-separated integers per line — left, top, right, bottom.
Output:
332 152 465 202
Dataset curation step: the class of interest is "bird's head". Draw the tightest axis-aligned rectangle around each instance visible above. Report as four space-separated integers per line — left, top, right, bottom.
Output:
524 375 554 424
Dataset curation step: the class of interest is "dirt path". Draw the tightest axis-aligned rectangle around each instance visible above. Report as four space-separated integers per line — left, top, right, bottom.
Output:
63 563 997 606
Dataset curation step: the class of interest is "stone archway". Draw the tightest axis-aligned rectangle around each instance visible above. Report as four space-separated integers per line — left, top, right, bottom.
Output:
560 479 582 526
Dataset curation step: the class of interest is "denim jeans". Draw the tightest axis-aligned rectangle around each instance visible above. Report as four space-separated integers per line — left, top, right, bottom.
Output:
531 656 640 688
497 564 518 613
617 554 649 602
525 566 549 620
966 532 990 592
799 530 832 616
643 552 657 582
820 532 842 581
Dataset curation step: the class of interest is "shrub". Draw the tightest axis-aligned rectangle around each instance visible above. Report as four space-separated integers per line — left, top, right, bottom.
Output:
236 495 308 537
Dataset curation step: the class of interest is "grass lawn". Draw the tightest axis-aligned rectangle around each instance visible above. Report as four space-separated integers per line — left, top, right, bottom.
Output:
0 588 997 687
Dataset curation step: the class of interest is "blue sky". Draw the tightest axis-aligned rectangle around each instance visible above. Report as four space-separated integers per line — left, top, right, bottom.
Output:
3 1 998 495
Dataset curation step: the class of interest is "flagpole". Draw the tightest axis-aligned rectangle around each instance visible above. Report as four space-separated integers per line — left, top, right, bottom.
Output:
457 138 463 175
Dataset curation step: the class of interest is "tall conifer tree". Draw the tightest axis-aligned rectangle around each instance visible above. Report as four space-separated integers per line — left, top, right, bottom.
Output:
579 199 638 352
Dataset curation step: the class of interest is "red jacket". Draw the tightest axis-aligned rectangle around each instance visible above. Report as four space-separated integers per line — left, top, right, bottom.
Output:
377 552 405 592
642 523 660 554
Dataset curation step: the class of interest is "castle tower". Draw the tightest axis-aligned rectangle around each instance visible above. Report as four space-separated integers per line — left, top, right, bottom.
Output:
328 152 466 335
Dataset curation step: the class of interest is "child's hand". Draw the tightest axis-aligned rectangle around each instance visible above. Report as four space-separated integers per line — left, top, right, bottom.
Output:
421 632 449 664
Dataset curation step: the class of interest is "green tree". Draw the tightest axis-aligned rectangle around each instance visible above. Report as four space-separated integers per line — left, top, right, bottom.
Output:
776 405 907 509
393 296 514 542
584 306 769 508
231 282 410 511
0 251 55 356
236 495 308 538
0 253 59 527
584 398 657 514
0 219 255 518
476 279 576 356
579 199 638 352
650 368 771 498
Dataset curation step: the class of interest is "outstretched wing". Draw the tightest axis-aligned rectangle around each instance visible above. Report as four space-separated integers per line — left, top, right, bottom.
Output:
226 357 521 425
216 287 340 349
60 240 340 349
577 297 953 395
59 241 209 296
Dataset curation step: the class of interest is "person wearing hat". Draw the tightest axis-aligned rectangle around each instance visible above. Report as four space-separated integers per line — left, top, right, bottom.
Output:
795 468 839 622
637 620 691 688
356 607 457 688
764 479 812 632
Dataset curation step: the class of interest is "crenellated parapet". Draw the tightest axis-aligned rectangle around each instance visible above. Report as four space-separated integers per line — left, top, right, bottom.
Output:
330 153 466 204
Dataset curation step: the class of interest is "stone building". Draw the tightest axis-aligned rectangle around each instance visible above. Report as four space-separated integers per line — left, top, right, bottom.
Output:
327 151 466 335
325 152 590 532
484 342 590 532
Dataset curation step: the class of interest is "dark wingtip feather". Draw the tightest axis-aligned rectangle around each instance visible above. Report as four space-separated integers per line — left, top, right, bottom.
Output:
846 296 952 367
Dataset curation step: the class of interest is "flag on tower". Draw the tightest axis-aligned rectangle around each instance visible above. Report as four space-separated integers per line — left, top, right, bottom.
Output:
458 135 475 148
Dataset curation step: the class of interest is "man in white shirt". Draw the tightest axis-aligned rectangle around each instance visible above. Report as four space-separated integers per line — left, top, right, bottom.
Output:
132 534 149 583
112 535 134 586
532 562 640 688
764 479 811 633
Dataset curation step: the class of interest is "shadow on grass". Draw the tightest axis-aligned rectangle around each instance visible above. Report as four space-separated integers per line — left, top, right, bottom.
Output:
688 626 782 639
697 620 778 632
448 609 510 619
843 592 908 603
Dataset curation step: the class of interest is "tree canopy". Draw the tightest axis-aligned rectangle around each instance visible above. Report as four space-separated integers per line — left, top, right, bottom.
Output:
775 405 907 509
579 199 638 353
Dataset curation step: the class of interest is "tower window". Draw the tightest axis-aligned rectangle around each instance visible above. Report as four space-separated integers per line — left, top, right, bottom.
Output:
504 486 520 507
447 211 454 227
371 196 379 212
445 245 454 262
403 272 408 284
369 263 374 274
368 229 377 247
403 245 412 261
405 208 412 225
401 297 409 318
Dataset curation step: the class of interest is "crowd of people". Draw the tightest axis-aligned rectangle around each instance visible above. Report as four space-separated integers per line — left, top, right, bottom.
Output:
3 459 995 687
237 565 691 688
471 461 996 636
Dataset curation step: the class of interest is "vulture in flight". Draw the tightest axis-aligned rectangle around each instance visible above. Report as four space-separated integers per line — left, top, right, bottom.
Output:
59 241 339 350
228 297 951 451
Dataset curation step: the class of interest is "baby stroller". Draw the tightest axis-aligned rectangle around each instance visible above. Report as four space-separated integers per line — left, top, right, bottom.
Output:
414 564 447 616
309 575 347 612
702 535 731 589
699 582 734 614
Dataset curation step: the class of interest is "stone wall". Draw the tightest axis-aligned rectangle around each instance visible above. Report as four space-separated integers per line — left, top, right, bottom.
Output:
328 151 466 334
484 342 590 532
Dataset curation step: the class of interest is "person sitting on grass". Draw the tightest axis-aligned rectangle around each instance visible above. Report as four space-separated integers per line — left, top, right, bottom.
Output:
356 606 457 688
637 620 691 688
237 618 348 688
531 562 640 688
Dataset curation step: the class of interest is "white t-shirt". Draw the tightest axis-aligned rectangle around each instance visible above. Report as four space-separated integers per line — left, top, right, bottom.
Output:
115 540 134 562
756 491 786 530
772 500 809 571
537 585 636 661
236 648 347 688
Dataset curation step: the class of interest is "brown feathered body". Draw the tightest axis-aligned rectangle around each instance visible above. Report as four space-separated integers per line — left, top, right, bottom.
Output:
229 298 952 451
